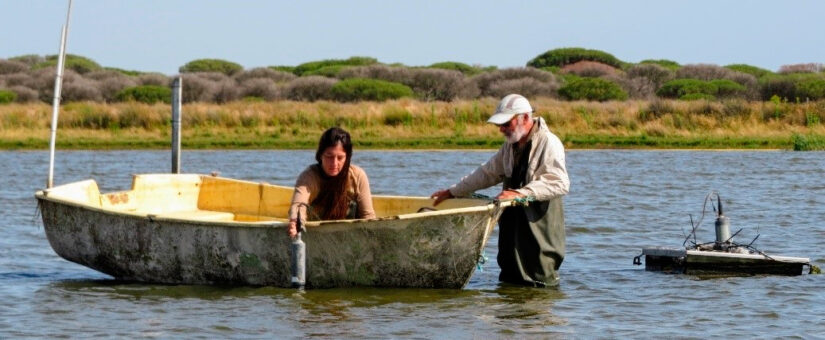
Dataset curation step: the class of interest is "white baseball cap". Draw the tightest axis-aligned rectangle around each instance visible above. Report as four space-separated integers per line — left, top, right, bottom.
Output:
487 94 533 125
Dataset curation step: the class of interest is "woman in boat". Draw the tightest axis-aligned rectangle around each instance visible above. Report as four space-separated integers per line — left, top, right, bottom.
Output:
287 127 376 238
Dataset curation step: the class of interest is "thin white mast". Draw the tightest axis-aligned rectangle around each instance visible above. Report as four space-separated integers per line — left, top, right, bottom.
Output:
47 0 74 188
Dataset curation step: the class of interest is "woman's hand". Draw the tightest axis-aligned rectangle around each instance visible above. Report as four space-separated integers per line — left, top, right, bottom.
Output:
288 220 298 239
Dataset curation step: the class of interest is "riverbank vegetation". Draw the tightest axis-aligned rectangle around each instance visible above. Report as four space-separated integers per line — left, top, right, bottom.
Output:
2 47 824 150
1 99 823 150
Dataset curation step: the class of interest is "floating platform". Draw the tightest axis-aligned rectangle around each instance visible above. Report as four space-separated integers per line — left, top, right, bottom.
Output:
639 247 811 276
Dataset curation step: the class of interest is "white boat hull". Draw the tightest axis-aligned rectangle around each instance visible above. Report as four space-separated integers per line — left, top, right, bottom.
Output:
36 174 522 288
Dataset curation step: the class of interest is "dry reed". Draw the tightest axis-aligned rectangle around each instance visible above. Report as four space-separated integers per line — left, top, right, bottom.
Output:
1 98 823 149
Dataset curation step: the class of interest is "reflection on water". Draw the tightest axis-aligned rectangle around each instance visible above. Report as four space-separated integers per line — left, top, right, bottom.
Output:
39 280 566 338
2 150 824 337
481 285 567 337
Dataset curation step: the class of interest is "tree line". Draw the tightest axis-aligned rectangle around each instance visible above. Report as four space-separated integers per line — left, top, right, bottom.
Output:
1 47 824 104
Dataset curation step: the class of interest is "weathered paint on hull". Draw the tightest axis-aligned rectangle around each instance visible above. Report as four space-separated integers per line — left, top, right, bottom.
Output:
38 198 498 288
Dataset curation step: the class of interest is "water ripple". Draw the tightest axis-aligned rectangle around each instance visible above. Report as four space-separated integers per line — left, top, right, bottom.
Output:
2 150 824 338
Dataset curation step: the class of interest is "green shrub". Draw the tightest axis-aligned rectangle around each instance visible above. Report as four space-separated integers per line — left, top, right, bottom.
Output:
428 62 483 75
558 73 582 84
330 78 413 102
759 74 797 101
757 73 825 101
539 66 562 74
709 79 746 98
115 85 172 104
0 89 17 104
795 78 825 100
179 59 243 75
382 107 413 126
656 79 718 98
527 47 623 69
639 59 681 70
269 65 296 73
792 133 825 151
558 77 627 101
724 64 773 78
302 65 350 77
293 57 378 76
242 96 265 102
8 54 44 66
679 93 716 101
34 54 102 74
806 111 821 127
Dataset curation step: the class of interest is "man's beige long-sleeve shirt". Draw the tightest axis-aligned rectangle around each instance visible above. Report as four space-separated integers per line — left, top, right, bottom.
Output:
448 117 570 200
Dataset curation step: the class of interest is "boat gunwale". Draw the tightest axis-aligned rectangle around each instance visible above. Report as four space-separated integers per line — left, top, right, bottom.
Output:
36 185 507 228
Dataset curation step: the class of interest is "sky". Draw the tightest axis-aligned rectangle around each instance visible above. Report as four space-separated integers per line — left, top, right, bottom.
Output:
2 0 824 75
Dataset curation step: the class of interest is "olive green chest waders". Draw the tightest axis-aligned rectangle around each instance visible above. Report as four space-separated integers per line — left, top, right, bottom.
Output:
498 141 566 287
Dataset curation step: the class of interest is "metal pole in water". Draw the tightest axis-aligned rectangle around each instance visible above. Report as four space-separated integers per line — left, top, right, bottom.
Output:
171 76 182 173
291 211 306 288
47 0 73 188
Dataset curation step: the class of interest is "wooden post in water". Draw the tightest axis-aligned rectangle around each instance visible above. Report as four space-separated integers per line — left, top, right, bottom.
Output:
171 76 182 173
47 0 73 188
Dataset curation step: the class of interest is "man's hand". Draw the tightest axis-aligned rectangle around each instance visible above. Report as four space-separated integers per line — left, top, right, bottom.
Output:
496 190 524 200
430 189 454 206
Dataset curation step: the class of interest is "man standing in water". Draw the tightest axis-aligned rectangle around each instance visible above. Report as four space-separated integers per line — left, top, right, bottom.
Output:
431 94 570 287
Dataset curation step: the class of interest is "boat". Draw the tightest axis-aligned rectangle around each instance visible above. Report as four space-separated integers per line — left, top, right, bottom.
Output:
633 192 816 276
36 173 523 288
33 1 545 289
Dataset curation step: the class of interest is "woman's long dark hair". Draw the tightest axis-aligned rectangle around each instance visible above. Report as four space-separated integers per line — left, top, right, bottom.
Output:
311 127 353 220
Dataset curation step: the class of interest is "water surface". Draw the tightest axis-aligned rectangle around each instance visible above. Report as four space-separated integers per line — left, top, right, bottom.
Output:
1 150 823 338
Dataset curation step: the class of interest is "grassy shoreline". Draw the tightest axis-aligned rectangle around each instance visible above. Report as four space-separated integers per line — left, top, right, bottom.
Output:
0 130 799 150
1 98 824 150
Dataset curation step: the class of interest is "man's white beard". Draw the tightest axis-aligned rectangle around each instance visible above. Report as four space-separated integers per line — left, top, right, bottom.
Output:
506 121 527 144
